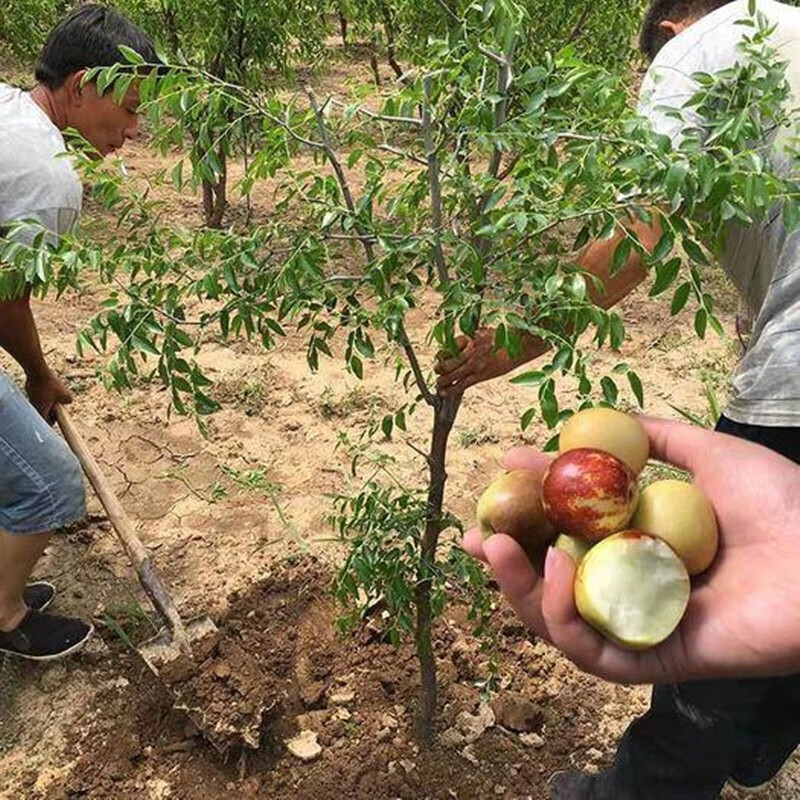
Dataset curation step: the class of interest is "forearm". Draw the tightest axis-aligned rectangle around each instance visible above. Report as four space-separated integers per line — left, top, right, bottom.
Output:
579 216 662 309
0 292 49 378
515 217 661 360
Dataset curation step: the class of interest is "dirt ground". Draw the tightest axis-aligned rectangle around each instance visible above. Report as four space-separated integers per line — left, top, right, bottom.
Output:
3 45 800 800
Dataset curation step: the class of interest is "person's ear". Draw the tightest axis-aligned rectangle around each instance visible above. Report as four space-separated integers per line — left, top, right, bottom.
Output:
659 19 688 39
64 70 89 105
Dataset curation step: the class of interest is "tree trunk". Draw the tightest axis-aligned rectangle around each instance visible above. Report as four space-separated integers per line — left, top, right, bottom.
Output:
202 147 227 228
339 11 348 50
415 393 462 743
369 44 381 87
381 3 404 79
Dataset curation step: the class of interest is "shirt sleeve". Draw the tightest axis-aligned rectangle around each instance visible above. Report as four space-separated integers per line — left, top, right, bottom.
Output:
637 64 704 147
4 206 79 249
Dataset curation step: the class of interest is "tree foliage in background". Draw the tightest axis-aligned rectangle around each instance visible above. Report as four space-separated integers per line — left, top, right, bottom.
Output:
334 0 650 80
113 0 327 227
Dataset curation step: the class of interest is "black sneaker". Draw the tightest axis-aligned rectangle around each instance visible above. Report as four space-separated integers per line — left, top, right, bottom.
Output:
729 737 797 794
0 609 93 661
23 581 56 612
548 770 599 800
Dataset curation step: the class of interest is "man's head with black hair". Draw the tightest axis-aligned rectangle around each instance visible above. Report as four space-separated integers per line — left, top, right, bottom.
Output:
35 4 157 88
31 5 157 158
639 0 735 61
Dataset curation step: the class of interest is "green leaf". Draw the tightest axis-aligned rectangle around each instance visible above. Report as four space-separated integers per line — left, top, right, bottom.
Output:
651 230 675 263
609 314 625 350
171 161 184 190
650 257 681 297
683 238 708 265
540 380 559 428
601 376 618 405
118 44 146 65
784 200 800 233
611 237 631 276
381 415 393 439
483 185 507 212
694 308 708 339
543 434 560 453
665 162 688 202
521 407 536 431
671 282 692 315
628 371 644 407
511 370 546 386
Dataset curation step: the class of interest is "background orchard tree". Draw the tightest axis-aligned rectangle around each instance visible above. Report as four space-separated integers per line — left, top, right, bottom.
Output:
2 0 799 744
114 0 327 227
331 0 650 84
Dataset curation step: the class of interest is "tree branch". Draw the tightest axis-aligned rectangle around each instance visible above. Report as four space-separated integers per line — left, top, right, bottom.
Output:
399 328 437 407
406 439 432 466
566 4 593 45
305 86 376 264
480 46 514 215
378 144 429 167
330 98 421 127
422 76 448 285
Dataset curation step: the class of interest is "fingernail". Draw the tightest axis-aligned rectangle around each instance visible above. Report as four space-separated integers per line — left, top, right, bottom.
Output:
544 546 557 578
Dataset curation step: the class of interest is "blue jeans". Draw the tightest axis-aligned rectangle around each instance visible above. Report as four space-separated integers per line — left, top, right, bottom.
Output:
594 416 800 800
0 372 85 534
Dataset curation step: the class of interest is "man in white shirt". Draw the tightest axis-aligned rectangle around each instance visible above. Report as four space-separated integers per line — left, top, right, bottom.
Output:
0 6 156 661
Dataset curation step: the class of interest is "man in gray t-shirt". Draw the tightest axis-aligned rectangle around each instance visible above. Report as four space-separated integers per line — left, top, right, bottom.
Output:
440 1 800 798
0 5 156 662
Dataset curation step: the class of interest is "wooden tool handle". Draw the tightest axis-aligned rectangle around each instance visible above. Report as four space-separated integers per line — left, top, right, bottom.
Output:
56 405 190 648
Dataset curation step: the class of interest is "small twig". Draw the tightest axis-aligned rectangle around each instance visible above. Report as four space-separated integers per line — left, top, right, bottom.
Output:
479 45 514 215
399 327 436 407
378 144 429 167
566 4 593 45
305 86 376 264
421 76 448 285
329 98 421 127
325 274 368 284
406 439 433 465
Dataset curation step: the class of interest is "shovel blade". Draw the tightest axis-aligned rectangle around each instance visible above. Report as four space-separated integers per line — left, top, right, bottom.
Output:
138 616 219 684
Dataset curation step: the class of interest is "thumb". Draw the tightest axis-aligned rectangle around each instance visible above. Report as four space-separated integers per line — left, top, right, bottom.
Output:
636 415 714 474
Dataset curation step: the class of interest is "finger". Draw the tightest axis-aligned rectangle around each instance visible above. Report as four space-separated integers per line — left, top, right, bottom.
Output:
436 360 477 393
461 527 488 564
503 447 553 473
435 337 472 363
434 354 468 376
541 547 656 684
483 534 549 639
637 415 713 473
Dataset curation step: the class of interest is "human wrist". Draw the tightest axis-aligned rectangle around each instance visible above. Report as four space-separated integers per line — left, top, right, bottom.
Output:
23 361 52 381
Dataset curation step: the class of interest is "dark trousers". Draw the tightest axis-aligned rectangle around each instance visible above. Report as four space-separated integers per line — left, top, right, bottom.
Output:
596 416 800 800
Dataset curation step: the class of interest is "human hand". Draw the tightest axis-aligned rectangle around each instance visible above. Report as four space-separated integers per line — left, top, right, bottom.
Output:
435 328 548 396
463 416 800 684
26 368 73 423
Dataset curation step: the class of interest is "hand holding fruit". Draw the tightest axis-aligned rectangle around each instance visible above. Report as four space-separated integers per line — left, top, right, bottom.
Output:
465 415 800 684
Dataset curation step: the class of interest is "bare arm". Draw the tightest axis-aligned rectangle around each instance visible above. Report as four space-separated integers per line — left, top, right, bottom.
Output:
0 289 50 379
435 215 663 395
0 288 73 421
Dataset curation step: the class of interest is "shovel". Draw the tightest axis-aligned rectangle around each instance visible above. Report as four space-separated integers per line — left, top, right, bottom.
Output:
56 405 219 684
